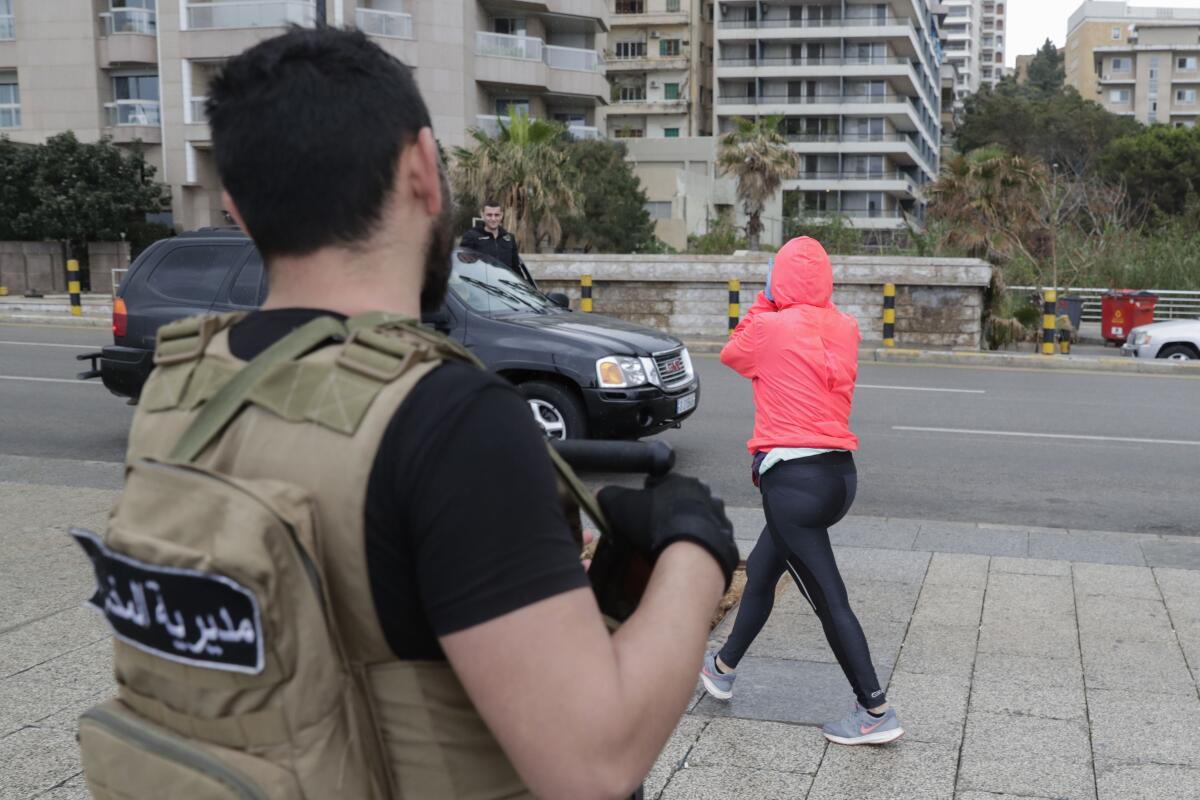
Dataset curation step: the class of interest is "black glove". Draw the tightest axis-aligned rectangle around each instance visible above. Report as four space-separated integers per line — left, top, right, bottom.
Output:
597 474 739 591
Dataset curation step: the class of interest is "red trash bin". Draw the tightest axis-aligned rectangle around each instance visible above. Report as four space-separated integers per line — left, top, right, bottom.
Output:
1101 290 1158 343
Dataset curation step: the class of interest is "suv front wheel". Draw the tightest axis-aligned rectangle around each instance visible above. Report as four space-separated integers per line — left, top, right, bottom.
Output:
520 380 587 440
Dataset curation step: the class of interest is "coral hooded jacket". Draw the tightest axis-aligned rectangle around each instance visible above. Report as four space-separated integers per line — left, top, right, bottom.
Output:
720 237 861 455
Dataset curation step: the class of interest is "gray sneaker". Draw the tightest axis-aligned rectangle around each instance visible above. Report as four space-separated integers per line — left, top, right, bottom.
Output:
821 704 904 745
699 651 735 700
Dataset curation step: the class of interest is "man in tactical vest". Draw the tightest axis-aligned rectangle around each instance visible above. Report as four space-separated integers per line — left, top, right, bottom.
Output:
76 27 739 800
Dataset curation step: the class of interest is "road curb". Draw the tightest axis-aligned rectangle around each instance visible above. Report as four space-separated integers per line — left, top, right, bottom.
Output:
0 313 110 328
863 347 1200 375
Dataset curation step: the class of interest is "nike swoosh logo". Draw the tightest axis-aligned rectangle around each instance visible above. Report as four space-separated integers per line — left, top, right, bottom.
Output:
859 719 886 735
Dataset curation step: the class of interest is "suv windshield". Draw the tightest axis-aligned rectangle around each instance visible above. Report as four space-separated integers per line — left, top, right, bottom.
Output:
450 249 559 316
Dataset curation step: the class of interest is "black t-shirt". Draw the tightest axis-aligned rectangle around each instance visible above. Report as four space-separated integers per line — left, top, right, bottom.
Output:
229 308 588 660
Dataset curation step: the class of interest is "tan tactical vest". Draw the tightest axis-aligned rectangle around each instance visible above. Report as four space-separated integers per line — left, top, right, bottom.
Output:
84 313 533 799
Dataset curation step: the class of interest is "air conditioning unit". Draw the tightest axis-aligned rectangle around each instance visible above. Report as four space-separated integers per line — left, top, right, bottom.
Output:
650 80 660 88
650 30 661 38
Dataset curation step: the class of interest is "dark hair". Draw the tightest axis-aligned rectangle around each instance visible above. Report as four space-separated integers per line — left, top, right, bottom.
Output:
207 27 431 259
482 200 502 210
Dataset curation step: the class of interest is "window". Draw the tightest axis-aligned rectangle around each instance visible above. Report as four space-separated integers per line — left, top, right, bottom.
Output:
615 0 644 13
0 75 18 128
1111 25 1122 40
614 41 646 59
664 82 680 100
644 201 672 219
1110 89 1130 103
228 253 265 307
613 127 644 138
1110 57 1130 73
114 74 159 102
666 0 681 10
147 246 238 305
0 0 12 41
660 39 681 57
618 85 645 102
496 98 530 116
664 127 680 137
493 17 526 35
1179 57 1199 71
449 251 559 316
1177 89 1197 104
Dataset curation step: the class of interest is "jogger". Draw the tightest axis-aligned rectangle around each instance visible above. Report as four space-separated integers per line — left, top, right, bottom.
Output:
717 452 884 710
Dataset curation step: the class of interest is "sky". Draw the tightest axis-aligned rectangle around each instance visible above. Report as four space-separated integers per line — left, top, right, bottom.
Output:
1005 0 1200 66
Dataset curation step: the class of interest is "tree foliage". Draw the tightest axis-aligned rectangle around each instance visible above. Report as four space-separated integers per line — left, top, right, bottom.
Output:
451 111 579 252
558 138 659 253
0 132 167 249
1101 125 1200 221
716 115 799 250
1025 38 1066 98
956 84 1140 176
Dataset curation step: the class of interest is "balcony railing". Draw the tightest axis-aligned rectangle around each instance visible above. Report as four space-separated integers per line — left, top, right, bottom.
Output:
356 7 412 39
794 170 914 181
105 99 161 127
186 1 315 31
0 14 13 40
784 132 922 144
0 106 19 128
719 93 909 105
190 96 209 123
718 55 911 67
544 44 602 72
476 115 603 139
476 31 543 61
100 8 157 35
720 15 910 30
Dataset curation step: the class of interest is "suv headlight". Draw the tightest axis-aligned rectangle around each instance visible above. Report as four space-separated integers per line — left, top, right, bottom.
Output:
596 356 652 388
1131 331 1152 346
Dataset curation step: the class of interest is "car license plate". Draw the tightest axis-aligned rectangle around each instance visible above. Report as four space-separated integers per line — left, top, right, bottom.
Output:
676 393 697 415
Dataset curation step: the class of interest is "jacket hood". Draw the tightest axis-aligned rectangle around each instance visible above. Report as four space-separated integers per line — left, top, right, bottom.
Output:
765 236 834 309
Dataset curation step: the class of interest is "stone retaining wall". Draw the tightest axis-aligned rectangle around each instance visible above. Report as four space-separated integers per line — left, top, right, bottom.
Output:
523 254 993 348
0 241 131 295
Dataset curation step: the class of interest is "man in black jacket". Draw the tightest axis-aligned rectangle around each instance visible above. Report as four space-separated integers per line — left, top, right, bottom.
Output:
460 200 521 271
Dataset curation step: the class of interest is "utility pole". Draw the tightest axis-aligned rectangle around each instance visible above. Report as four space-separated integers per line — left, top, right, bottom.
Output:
315 0 326 25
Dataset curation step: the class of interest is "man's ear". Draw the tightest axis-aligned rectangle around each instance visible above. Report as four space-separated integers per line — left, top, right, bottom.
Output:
223 191 251 238
399 128 443 219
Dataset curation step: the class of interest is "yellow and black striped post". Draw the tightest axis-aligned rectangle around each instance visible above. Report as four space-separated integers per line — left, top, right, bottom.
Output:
580 274 593 313
728 279 740 334
67 259 82 316
882 283 896 347
1041 289 1057 355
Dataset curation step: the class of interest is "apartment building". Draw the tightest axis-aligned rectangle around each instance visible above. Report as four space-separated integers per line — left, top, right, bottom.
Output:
1092 19 1200 127
712 0 946 234
604 0 713 138
939 0 1003 103
0 0 608 231
1066 0 1200 103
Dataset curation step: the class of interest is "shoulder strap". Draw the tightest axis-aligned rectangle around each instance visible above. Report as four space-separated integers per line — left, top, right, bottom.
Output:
170 316 348 463
545 444 609 537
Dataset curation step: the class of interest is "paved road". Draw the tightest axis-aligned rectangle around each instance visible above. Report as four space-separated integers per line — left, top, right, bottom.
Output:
2 322 1198 534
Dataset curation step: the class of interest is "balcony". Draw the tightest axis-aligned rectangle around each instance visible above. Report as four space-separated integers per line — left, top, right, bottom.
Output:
476 31 544 61
185 1 315 31
719 92 911 106
475 115 602 139
356 7 412 39
606 98 688 115
98 9 158 66
544 44 602 72
190 96 209 123
719 14 912 31
1098 72 1136 84
474 33 606 99
101 8 156 34
104 100 162 144
610 1 689 27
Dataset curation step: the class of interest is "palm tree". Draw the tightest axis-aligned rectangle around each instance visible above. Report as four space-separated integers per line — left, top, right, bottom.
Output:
716 115 799 250
451 110 579 253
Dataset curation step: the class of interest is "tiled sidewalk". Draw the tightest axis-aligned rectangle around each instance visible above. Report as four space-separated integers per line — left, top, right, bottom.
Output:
3 480 1200 799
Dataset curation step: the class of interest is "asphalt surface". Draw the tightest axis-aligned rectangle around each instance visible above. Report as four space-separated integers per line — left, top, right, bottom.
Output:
2 322 1198 534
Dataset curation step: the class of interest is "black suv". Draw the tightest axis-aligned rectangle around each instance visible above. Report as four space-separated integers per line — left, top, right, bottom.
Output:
80 230 700 440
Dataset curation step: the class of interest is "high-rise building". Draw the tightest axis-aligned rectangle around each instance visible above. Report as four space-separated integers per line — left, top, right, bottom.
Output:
0 0 609 231
712 0 946 235
939 0 1004 103
1091 18 1200 127
603 0 714 139
1066 0 1200 104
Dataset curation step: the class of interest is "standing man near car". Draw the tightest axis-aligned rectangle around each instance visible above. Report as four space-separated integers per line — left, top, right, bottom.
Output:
461 200 521 271
81 27 738 800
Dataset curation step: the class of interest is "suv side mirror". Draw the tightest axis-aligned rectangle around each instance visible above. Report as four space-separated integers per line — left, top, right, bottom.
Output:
547 292 571 310
422 306 453 333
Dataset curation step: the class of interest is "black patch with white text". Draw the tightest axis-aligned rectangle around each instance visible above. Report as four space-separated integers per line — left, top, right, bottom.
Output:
71 528 265 674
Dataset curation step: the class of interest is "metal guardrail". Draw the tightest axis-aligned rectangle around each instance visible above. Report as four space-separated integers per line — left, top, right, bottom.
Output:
100 8 157 35
1010 287 1200 323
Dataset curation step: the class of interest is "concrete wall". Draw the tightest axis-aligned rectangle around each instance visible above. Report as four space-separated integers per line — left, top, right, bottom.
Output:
0 241 130 294
524 253 993 348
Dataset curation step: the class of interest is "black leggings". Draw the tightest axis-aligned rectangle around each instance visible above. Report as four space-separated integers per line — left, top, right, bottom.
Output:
717 452 886 708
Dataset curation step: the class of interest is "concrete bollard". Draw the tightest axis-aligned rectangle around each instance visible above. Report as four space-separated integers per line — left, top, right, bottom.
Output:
1042 289 1057 355
882 284 896 347
1057 314 1073 355
67 259 82 316
728 279 740 335
580 274 593 313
